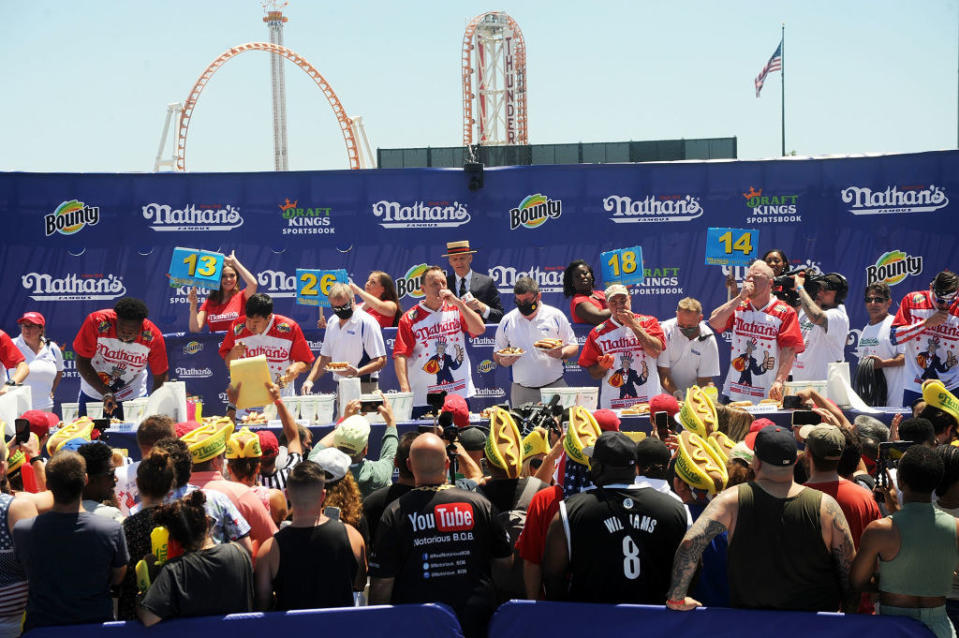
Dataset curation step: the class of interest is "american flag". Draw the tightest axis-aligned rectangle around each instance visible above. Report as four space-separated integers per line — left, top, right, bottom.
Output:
754 40 783 98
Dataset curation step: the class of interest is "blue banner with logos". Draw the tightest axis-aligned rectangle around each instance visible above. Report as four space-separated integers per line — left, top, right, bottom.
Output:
2 150 956 410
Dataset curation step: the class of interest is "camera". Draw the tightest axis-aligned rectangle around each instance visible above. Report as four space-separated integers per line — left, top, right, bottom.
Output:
511 395 564 439
774 269 848 307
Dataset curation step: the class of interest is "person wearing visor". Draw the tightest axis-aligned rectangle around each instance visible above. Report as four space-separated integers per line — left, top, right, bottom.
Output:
494 277 578 406
302 283 387 395
657 297 719 398
12 312 58 409
892 270 959 406
791 271 850 382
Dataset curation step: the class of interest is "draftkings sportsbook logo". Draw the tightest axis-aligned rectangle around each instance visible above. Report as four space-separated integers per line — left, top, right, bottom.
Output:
395 264 429 300
489 265 564 294
142 203 244 232
842 184 949 216
509 194 562 230
20 272 126 302
371 200 470 229
603 194 703 223
632 267 683 296
44 200 100 236
865 250 923 287
743 187 800 224
257 270 297 299
279 198 334 236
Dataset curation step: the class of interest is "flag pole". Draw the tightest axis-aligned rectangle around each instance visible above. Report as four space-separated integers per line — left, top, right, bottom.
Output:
781 23 786 156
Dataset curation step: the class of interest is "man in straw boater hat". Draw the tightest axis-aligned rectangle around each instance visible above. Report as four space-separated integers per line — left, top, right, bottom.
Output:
442 240 504 324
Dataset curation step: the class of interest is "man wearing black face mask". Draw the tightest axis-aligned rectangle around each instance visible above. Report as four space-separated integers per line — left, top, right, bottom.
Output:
493 277 578 406
656 297 720 398
303 283 387 394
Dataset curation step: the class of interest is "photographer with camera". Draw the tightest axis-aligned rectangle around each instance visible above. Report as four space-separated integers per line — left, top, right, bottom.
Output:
791 271 850 381
494 277 579 406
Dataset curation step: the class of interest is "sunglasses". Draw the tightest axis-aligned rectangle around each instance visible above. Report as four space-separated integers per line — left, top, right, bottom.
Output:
864 297 887 303
934 293 957 306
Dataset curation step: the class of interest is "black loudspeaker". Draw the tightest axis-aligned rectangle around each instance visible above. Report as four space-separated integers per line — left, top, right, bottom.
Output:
464 161 484 191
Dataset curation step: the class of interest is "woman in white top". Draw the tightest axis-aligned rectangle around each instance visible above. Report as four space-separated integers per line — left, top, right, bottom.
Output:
12 312 63 410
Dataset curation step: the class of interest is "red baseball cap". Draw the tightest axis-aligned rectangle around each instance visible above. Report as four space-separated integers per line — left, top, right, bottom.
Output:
17 312 45 327
593 409 621 432
442 394 470 428
649 394 681 417
19 410 59 437
257 430 279 457
175 421 201 438
744 418 777 450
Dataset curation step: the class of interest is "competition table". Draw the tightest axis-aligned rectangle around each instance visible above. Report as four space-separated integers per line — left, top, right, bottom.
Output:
100 407 909 462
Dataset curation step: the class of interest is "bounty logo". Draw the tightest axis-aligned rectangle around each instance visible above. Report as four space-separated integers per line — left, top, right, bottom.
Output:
743 187 800 224
257 270 297 299
842 184 948 216
509 194 562 230
395 264 429 300
371 200 470 229
20 273 126 302
44 200 100 237
142 203 244 232
279 198 334 236
604 194 703 223
866 250 923 287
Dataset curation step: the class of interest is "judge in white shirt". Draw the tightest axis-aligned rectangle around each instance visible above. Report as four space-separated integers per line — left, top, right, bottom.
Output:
657 298 720 398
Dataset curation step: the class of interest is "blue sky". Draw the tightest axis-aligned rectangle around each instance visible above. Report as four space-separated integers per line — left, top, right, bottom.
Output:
1 0 956 173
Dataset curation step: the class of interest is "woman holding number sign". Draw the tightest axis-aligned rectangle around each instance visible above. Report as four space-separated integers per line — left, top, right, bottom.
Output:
188 251 258 333
563 260 611 325
317 271 402 330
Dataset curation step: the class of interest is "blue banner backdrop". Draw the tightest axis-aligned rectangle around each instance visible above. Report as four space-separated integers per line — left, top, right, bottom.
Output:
2 150 955 411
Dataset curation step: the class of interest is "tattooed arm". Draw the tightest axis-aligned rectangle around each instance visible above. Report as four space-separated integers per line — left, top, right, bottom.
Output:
666 488 737 610
821 493 858 613
795 272 828 330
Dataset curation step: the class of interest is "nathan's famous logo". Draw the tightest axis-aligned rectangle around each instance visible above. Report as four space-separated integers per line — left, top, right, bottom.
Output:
279 198 334 236
842 184 949 216
743 187 800 224
20 273 126 302
633 266 683 296
866 250 923 287
175 366 213 379
257 269 297 299
489 265 564 294
371 200 470 229
395 264 429 300
183 341 204 355
142 203 244 231
477 359 496 374
44 200 100 237
509 194 562 230
603 194 703 223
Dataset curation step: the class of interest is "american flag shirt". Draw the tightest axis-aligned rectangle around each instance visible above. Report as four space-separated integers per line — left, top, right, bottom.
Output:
0 494 28 619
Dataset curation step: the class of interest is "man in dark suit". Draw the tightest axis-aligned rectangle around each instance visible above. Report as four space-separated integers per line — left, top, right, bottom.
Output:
443 240 504 324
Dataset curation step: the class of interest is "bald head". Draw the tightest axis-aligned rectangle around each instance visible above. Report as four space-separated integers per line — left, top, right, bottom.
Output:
409 433 450 485
749 260 774 279
745 260 774 303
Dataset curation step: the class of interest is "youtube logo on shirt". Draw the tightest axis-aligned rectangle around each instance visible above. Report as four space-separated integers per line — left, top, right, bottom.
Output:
434 503 475 532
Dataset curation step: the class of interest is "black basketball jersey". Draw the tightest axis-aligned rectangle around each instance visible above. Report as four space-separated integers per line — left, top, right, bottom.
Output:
561 484 689 604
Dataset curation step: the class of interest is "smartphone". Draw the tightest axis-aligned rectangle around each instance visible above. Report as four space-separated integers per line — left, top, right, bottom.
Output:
653 411 671 440
876 441 916 489
791 410 820 427
782 395 803 410
324 506 341 520
14 418 30 444
360 399 383 414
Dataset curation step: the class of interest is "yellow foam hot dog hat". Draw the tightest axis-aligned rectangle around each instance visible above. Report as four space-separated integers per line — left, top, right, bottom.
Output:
522 427 549 460
678 385 718 438
675 430 728 495
485 408 523 479
46 417 95 456
707 430 737 463
564 406 602 468
923 380 959 425
181 417 235 463
226 426 262 459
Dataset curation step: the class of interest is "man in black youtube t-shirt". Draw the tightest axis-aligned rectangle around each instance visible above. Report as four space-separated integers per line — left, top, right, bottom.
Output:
369 433 511 638
542 431 689 604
